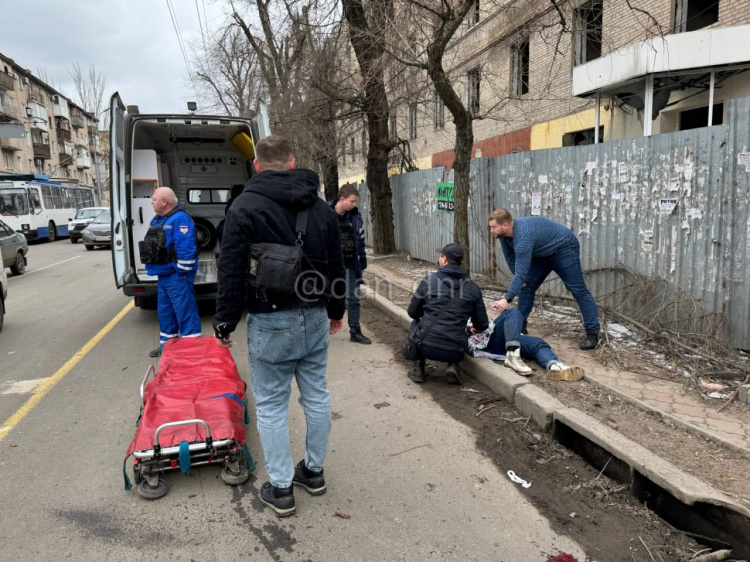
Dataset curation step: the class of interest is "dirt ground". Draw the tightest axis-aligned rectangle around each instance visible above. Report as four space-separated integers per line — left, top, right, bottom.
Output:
361 300 709 562
364 260 750 504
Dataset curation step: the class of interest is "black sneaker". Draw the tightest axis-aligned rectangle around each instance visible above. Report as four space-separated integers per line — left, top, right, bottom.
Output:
407 360 426 383
580 332 600 350
350 330 372 345
293 460 326 496
260 482 296 517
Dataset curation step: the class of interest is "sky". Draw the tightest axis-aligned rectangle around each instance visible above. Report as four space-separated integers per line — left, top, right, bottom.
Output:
1 0 229 115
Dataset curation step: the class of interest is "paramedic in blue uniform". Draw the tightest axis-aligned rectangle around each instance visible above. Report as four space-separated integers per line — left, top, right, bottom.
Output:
146 187 201 357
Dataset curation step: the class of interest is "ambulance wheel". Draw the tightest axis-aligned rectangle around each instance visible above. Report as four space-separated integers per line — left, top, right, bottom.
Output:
221 465 250 486
135 296 157 310
137 478 169 500
193 218 217 252
85 244 94 251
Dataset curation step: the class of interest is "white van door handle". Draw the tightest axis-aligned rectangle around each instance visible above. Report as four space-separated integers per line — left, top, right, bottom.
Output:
139 207 143 224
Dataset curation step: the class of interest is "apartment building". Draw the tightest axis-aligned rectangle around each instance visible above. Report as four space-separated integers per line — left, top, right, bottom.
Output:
0 53 104 195
338 0 750 184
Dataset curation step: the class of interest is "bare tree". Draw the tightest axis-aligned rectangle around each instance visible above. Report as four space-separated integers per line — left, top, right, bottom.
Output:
193 25 261 117
69 63 108 129
341 0 397 254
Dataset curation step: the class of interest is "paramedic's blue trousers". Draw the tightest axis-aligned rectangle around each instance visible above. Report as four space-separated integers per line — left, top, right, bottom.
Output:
157 272 201 343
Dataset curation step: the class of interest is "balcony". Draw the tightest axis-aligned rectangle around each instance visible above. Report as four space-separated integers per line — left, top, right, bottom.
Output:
33 142 51 159
0 71 14 91
57 141 73 157
56 127 71 141
0 99 20 122
0 138 23 151
76 154 91 169
71 114 85 128
28 88 45 105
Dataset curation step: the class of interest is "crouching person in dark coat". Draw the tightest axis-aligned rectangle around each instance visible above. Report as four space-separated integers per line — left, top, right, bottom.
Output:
406 243 489 384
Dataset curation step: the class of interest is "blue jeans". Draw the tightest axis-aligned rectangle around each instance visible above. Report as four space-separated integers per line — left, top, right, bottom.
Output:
487 310 559 369
247 306 331 488
157 272 200 343
345 268 361 332
516 239 600 334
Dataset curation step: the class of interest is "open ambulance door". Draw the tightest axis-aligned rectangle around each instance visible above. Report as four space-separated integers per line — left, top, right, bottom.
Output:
109 93 132 289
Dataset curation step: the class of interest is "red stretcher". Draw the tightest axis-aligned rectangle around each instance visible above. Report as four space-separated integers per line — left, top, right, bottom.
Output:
123 337 254 499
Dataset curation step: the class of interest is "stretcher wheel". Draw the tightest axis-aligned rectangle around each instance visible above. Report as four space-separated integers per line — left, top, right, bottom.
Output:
137 478 169 500
221 466 250 486
133 463 143 485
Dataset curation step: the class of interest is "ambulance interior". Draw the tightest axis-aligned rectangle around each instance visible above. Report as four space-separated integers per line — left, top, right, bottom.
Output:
130 119 255 283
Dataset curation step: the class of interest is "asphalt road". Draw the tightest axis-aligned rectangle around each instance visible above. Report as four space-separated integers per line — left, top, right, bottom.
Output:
0 240 586 561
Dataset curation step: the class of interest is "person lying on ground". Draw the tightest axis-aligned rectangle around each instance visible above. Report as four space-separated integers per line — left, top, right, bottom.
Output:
469 308 584 381
406 243 489 385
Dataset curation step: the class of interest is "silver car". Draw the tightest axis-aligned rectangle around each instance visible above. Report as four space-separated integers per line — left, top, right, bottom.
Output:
81 212 111 250
0 218 28 275
69 207 108 243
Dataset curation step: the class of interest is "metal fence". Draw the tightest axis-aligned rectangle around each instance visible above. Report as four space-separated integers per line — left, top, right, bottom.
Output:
357 96 750 349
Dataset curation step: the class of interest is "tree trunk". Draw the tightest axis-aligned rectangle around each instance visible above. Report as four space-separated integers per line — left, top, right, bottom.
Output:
342 0 396 255
452 116 474 272
319 151 340 201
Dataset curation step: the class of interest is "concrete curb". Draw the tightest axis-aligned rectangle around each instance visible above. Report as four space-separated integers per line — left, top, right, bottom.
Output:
362 284 750 555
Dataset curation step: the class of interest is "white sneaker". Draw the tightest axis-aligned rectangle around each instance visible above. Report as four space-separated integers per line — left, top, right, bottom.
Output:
547 361 585 382
504 349 532 375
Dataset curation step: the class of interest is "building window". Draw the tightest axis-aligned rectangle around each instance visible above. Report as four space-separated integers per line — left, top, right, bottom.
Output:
390 110 398 141
674 0 719 33
574 1 603 66
468 67 481 117
679 103 723 130
466 0 480 28
361 129 367 158
510 39 530 97
17 156 22 171
562 126 604 147
342 141 346 166
3 152 13 170
35 158 44 174
409 103 418 140
350 136 356 161
434 92 445 129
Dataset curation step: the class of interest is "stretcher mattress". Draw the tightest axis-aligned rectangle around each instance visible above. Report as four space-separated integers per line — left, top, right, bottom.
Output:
127 337 247 456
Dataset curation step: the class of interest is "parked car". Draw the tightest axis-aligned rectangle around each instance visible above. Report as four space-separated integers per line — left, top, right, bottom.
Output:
0 218 28 275
69 207 108 243
81 212 111 250
0 265 7 332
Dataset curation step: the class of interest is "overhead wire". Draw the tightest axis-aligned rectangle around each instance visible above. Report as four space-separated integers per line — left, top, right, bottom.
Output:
165 0 198 98
195 0 209 56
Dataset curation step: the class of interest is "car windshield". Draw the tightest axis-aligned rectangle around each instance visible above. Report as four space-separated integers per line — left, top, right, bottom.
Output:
75 209 105 220
92 213 111 224
0 188 29 216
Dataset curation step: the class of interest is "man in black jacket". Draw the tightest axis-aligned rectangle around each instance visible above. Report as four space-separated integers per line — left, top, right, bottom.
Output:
328 185 370 345
407 243 489 384
213 135 346 518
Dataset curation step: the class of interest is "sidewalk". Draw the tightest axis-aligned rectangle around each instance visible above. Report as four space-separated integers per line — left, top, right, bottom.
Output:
366 260 750 458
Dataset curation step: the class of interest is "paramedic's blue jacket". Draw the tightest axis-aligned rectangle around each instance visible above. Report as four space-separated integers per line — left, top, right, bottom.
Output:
145 207 199 278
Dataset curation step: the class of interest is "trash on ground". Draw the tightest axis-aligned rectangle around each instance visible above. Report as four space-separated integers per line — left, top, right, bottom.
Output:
700 379 726 392
507 470 532 488
707 392 729 399
461 387 479 393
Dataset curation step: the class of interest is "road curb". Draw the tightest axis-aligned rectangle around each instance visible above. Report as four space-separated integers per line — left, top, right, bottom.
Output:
362 285 750 556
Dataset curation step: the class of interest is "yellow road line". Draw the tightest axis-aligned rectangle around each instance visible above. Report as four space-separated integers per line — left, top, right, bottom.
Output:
0 300 135 441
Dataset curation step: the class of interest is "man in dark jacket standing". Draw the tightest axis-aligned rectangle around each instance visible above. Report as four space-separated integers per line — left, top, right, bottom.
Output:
213 136 346 518
406 243 489 384
329 185 370 344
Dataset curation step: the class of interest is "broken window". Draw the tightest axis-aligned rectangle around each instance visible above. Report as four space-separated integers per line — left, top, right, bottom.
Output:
574 1 603 66
562 126 604 147
510 39 530 97
434 92 445 129
468 67 481 117
679 103 723 130
674 0 719 33
409 103 418 140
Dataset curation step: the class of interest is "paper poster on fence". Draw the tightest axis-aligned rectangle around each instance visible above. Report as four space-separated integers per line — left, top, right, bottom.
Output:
659 198 678 214
436 182 455 212
531 192 542 216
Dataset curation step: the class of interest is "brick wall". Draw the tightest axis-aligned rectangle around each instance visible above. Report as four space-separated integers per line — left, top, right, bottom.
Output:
431 127 531 170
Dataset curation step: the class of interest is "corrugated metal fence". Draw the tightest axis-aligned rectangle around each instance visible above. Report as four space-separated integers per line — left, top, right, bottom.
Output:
357 97 750 349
